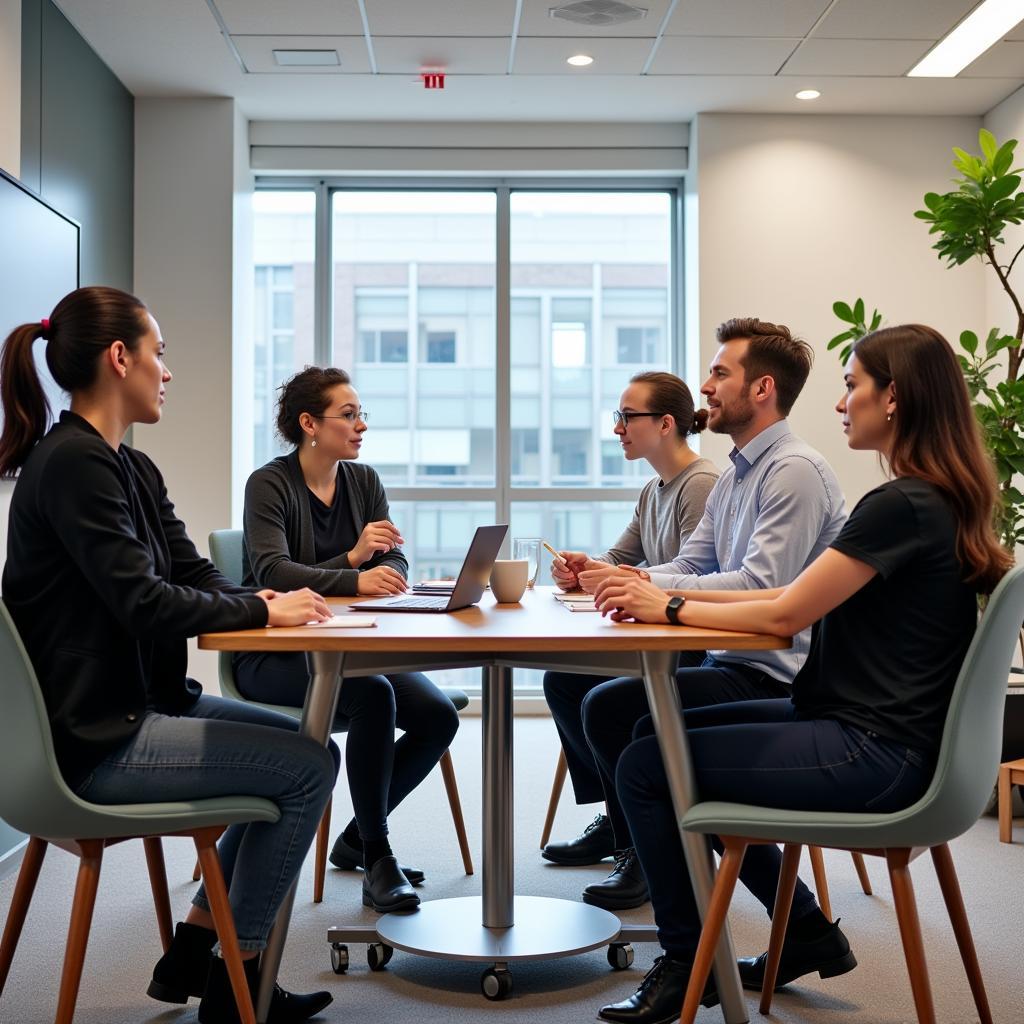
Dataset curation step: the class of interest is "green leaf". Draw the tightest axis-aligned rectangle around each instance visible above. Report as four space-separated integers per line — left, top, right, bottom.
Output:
923 191 942 211
994 140 1017 177
870 311 882 330
853 297 865 323
985 174 1020 202
960 330 978 354
979 128 997 162
833 301 855 324
827 331 854 350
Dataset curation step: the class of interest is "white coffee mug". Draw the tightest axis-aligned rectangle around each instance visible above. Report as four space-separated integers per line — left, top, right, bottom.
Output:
490 559 529 603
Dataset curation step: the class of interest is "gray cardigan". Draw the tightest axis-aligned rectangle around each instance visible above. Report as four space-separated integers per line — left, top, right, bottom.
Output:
242 450 408 597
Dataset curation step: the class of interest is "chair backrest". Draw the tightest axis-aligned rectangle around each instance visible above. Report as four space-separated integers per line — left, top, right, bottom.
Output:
208 529 247 702
0 601 116 838
898 563 1024 847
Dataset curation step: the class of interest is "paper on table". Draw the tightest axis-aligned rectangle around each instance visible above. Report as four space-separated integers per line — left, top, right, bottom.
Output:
553 591 595 602
304 615 377 628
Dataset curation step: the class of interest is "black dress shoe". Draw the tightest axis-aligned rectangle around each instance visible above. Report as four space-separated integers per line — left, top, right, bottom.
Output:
361 855 421 913
738 918 857 991
541 813 615 865
598 955 718 1024
197 954 332 1024
328 833 425 884
147 921 216 1003
582 848 650 910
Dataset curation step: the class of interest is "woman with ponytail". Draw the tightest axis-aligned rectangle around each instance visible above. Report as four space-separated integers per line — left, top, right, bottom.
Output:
593 325 1014 1024
1 287 338 1024
540 370 719 869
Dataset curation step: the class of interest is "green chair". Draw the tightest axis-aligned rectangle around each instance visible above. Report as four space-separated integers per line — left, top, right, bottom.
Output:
0 600 277 1024
676 563 1024 1024
201 529 474 903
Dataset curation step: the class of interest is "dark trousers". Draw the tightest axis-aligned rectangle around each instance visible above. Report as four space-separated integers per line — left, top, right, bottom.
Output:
234 652 459 842
619 698 933 955
542 650 706 807
583 658 791 846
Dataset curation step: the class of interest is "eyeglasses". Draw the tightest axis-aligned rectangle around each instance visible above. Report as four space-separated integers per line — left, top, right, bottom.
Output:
612 410 666 427
316 410 370 424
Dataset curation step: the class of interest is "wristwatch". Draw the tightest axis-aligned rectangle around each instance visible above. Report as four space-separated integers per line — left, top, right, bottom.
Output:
665 595 686 625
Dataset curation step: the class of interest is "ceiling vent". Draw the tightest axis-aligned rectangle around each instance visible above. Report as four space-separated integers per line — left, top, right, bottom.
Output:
549 1 648 27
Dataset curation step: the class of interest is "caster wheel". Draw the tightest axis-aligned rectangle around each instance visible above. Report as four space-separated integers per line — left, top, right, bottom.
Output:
481 967 513 1000
367 942 394 971
330 943 349 975
607 943 634 970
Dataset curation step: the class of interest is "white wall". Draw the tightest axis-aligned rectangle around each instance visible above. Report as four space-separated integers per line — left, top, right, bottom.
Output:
0 0 20 179
134 97 245 686
692 113 986 507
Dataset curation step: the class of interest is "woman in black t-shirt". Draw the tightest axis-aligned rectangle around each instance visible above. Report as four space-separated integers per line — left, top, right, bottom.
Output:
590 324 1013 1024
237 366 459 915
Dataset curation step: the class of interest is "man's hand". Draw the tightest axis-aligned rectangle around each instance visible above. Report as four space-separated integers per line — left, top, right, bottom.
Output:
260 588 332 626
349 520 404 568
577 562 634 594
357 565 408 596
594 576 671 624
550 549 587 591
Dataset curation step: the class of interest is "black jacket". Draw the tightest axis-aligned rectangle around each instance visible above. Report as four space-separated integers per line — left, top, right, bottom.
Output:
3 412 268 786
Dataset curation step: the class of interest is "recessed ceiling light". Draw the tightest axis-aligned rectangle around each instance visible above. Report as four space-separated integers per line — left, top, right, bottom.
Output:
909 0 1024 77
567 54 594 67
795 89 821 100
273 49 340 67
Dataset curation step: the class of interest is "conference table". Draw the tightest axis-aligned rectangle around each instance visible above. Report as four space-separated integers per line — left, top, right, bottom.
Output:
199 587 789 1022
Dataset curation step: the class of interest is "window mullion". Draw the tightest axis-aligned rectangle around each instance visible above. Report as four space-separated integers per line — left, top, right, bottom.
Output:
315 181 331 367
495 186 511 551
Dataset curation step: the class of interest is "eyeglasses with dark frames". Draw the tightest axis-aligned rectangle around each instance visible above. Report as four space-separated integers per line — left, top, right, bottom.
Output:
612 410 667 427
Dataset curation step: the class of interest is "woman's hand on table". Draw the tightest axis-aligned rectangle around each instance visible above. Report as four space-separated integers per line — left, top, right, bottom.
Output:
550 549 586 590
594 576 670 623
349 520 404 568
577 562 632 594
259 588 332 626
357 565 408 596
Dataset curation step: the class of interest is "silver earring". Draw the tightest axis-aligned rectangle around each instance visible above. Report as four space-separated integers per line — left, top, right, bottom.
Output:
311 438 317 448
886 412 893 423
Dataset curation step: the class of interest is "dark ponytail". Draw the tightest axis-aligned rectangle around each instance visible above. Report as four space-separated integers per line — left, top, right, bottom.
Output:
0 286 149 477
629 370 705 437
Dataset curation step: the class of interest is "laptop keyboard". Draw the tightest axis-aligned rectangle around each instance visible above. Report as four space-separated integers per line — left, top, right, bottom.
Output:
379 595 450 610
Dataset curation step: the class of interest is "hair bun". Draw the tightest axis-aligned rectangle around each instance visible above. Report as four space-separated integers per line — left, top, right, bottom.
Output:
690 408 709 434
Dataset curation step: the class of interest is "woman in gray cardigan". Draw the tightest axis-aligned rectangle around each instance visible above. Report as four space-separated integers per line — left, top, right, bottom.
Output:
236 366 459 914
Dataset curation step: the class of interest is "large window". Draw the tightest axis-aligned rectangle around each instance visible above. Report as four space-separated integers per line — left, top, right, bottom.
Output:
249 185 681 692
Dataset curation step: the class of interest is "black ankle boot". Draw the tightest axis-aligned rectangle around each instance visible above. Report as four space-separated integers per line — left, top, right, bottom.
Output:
738 917 857 991
582 848 650 910
198 954 333 1024
147 921 217 1003
328 833 425 884
598 955 718 1023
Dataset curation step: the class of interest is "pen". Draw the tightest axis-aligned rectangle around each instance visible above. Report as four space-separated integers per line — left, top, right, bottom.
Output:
541 540 565 563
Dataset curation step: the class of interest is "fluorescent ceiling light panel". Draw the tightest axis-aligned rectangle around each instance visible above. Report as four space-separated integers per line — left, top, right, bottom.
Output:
908 0 1024 77
273 49 341 67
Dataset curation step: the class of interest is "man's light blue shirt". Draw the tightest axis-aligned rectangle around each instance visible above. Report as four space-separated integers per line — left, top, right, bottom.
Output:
647 419 847 683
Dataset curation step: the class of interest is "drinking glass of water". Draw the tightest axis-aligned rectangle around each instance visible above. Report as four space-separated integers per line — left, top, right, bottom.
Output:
512 537 541 588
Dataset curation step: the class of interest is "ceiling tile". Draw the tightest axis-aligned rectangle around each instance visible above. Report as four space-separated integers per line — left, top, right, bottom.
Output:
212 0 365 35
232 35 372 73
372 36 511 74
961 40 1024 77
816 0 978 41
513 35 654 73
518 0 670 38
665 0 830 38
648 36 798 76
364 0 516 36
781 38 934 77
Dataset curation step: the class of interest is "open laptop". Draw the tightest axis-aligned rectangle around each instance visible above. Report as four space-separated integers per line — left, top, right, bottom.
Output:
354 525 508 613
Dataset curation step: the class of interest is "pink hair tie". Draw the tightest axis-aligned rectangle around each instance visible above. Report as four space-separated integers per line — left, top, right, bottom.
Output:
40 318 50 334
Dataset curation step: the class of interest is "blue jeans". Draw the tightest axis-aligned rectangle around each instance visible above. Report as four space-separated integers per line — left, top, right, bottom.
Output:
75 694 339 951
617 698 933 955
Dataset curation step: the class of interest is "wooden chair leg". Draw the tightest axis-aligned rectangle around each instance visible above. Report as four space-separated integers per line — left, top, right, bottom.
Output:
55 840 104 1024
998 763 1013 843
539 748 568 849
313 796 332 904
886 847 936 1024
680 838 748 1024
761 843 803 1014
851 852 873 895
194 827 255 1024
930 843 993 1024
192 857 202 881
808 845 833 920
143 837 174 952
440 749 474 875
0 836 47 996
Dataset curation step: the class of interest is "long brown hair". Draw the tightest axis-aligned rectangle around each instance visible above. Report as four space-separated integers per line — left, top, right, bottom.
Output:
0 286 149 477
853 324 1012 593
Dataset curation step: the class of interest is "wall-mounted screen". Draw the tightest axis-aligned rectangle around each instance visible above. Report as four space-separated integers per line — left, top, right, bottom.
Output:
0 168 81 436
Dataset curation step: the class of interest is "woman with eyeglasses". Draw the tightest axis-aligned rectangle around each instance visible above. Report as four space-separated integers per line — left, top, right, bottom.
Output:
540 371 719 883
236 366 459 915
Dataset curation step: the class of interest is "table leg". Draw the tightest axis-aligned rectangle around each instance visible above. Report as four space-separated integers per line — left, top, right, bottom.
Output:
640 650 749 1024
481 664 514 928
256 651 345 1024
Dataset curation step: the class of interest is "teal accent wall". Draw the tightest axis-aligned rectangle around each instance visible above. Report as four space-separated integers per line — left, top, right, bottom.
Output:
1 0 134 864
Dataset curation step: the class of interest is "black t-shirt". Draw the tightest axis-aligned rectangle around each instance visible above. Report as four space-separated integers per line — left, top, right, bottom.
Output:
307 470 359 565
791 478 978 756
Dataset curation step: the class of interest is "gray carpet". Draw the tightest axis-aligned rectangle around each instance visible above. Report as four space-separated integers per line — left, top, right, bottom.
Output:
1 717 1022 1024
